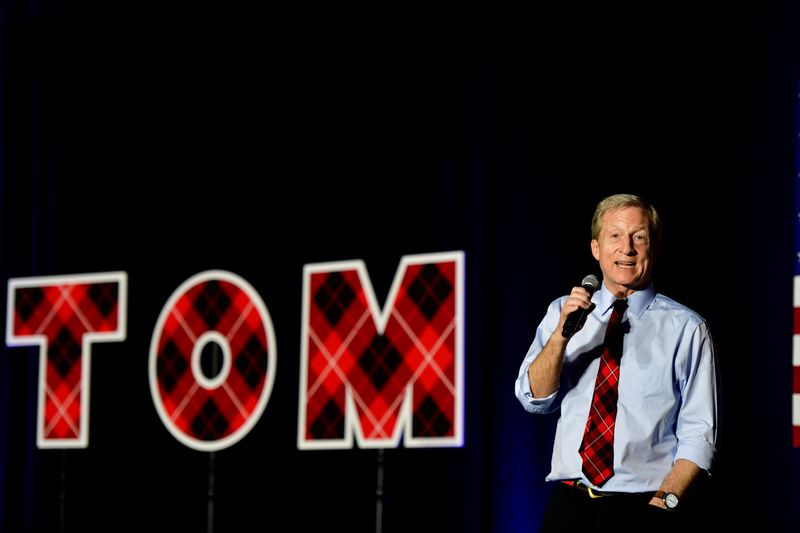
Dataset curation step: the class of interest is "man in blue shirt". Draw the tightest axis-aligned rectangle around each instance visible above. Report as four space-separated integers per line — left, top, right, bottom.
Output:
515 193 720 532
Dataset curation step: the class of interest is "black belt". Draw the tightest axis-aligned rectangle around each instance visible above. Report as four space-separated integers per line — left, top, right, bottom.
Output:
561 479 631 498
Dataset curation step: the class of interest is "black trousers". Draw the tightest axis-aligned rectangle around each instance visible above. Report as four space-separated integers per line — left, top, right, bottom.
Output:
540 482 682 533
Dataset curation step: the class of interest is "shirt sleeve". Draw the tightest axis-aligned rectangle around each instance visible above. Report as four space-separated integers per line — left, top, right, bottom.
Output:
673 319 720 472
514 298 564 414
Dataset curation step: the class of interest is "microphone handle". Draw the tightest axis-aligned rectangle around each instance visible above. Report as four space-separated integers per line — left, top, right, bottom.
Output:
561 308 586 338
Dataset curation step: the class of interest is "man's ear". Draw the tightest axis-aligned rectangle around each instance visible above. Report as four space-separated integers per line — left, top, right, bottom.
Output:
591 239 600 260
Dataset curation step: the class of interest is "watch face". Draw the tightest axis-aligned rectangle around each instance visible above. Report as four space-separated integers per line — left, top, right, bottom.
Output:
664 493 679 509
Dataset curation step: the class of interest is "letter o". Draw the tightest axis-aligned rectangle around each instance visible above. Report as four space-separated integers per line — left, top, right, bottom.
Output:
149 270 276 451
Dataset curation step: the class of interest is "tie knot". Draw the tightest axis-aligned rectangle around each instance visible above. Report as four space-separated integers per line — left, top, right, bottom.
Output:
613 299 628 313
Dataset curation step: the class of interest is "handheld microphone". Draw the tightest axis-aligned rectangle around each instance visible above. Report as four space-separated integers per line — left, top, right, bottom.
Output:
561 274 601 338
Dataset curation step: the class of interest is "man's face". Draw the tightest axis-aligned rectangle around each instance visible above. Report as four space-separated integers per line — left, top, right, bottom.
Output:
591 206 653 295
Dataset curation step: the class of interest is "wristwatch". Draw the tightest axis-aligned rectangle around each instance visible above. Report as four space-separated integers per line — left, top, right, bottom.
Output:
654 490 679 510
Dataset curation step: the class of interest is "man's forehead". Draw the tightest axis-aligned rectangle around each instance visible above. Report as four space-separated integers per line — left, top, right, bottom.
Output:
603 209 648 230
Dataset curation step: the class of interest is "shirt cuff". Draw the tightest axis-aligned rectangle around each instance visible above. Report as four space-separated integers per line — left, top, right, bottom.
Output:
516 372 558 413
674 440 716 472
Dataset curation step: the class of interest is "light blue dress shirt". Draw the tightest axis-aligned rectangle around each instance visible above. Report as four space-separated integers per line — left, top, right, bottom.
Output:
515 283 720 492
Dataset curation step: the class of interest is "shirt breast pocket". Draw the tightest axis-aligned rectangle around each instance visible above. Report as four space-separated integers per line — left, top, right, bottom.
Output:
623 352 677 412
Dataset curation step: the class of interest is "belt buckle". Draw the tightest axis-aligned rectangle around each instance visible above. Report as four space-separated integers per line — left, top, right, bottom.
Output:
587 486 604 499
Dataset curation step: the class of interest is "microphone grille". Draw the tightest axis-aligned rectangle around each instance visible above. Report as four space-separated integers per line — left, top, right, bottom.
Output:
581 274 601 292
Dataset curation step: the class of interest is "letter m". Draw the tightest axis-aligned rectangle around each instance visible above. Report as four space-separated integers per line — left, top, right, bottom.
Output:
298 251 464 450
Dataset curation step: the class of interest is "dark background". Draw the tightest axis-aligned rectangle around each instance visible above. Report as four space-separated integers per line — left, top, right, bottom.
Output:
1 1 799 531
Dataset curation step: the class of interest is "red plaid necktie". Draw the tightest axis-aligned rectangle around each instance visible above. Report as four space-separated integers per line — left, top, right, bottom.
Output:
579 298 628 487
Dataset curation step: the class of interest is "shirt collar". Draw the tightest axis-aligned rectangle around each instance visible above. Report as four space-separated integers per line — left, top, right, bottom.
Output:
596 282 656 318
